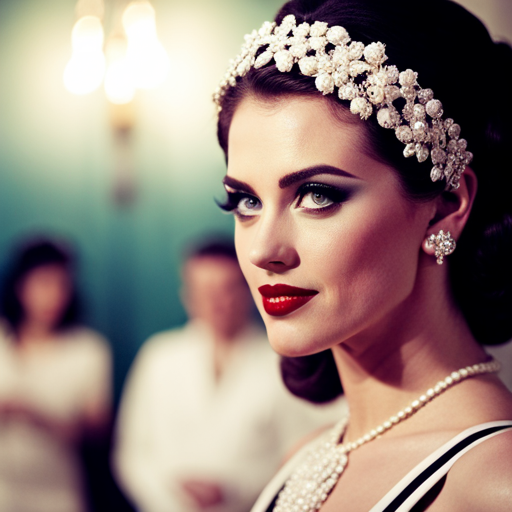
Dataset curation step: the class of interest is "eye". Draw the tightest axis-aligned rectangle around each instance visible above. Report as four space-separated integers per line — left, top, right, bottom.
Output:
237 195 261 216
296 183 350 212
300 191 334 209
217 191 261 220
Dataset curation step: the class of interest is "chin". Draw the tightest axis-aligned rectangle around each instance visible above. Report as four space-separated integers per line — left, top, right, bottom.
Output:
263 317 331 358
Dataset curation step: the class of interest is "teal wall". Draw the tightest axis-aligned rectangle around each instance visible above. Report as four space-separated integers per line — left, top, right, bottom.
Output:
0 0 282 399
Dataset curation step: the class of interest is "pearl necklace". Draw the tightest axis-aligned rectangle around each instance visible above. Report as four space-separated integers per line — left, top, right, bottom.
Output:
273 359 500 512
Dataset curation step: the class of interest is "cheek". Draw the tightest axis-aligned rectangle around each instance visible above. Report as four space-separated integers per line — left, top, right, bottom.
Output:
24 282 70 315
233 193 428 355
19 281 44 310
318 206 424 320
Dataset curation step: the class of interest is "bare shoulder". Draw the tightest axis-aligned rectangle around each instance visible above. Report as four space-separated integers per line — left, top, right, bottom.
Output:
439 428 512 511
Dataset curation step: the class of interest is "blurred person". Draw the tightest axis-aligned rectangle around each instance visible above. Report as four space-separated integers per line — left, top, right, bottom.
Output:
113 238 345 512
0 236 112 512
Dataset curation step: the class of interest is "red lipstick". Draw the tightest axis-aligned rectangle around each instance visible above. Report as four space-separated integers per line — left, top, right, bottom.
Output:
258 284 318 317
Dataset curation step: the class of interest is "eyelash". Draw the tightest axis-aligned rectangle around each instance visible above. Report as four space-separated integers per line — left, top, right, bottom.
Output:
217 192 255 212
217 182 351 219
296 183 351 213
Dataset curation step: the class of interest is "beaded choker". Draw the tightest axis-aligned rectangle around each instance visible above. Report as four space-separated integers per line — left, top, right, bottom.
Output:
273 358 500 512
214 14 473 191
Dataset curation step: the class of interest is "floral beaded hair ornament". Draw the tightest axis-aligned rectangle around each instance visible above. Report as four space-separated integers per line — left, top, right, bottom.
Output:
213 14 473 190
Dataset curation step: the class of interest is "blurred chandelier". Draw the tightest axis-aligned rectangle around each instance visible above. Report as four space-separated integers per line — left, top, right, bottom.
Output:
63 0 170 104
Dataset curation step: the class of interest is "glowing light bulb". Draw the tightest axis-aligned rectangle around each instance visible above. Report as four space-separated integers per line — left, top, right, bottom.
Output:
63 2 168 97
63 15 106 95
72 15 104 52
63 53 106 95
104 37 135 104
122 1 169 89
122 2 157 43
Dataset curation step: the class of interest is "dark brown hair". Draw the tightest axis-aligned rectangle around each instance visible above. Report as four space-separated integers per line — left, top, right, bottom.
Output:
1 237 80 337
217 0 512 402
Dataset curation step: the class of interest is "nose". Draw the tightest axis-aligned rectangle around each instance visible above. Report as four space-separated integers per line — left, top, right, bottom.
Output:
247 210 300 273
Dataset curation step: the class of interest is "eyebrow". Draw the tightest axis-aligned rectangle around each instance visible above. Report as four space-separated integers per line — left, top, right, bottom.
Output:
279 165 357 188
223 165 357 194
223 175 256 195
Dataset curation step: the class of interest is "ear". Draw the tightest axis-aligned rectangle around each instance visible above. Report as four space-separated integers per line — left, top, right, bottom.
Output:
422 167 478 257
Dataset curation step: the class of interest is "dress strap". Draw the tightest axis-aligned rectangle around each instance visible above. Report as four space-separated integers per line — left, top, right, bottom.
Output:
370 421 512 512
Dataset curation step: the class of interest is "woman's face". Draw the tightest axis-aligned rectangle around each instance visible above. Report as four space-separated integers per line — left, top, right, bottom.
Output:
224 95 435 357
17 264 72 329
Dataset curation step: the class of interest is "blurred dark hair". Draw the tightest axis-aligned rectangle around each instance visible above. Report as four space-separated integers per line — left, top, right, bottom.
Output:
185 235 238 263
1 236 80 336
280 350 342 403
217 0 512 402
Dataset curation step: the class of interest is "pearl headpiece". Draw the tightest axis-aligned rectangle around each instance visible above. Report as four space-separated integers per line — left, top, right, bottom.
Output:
214 14 473 190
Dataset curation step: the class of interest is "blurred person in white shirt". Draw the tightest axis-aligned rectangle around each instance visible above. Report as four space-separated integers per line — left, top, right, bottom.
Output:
0 236 112 512
113 237 345 512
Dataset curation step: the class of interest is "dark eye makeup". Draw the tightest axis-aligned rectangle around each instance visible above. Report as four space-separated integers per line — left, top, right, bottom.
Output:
217 181 353 219
295 183 352 213
217 191 259 212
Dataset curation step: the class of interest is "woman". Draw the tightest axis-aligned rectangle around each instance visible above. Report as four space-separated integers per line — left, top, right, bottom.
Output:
214 0 512 510
0 237 111 512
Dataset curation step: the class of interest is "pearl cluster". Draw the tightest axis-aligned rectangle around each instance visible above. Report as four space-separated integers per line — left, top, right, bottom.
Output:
214 14 473 190
274 359 500 512
273 417 349 512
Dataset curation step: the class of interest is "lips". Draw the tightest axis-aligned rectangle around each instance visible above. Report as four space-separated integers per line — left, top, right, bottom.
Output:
258 284 318 317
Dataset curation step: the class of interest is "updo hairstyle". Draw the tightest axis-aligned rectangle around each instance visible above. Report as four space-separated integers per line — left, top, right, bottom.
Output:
217 0 512 402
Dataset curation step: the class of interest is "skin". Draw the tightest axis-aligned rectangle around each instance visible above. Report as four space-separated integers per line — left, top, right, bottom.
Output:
17 264 72 336
224 94 512 511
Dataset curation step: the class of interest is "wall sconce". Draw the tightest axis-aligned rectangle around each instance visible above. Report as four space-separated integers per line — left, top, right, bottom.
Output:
63 0 169 205
64 0 169 103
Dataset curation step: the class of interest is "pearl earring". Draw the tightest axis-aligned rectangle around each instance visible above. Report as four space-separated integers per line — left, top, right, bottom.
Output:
426 229 456 265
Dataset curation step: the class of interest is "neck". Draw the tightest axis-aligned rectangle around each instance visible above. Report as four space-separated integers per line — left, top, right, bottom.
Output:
17 321 55 346
332 265 488 442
